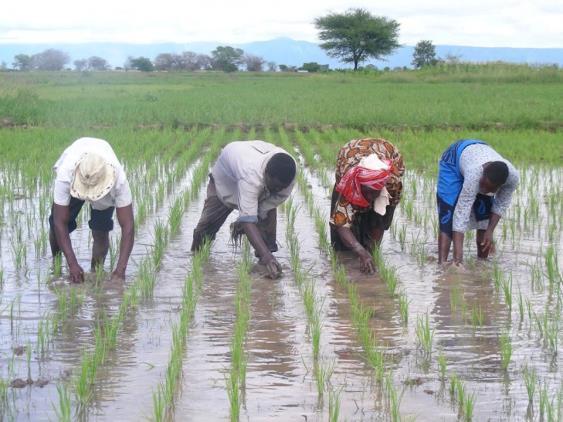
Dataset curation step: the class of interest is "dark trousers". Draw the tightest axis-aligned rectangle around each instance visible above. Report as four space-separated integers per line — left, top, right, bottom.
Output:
191 177 278 252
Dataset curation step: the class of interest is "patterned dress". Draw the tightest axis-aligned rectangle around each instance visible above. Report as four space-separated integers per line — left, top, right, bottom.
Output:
330 138 405 229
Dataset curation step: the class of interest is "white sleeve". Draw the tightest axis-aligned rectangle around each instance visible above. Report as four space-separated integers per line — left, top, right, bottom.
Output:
114 178 133 208
452 169 480 233
53 180 72 206
236 179 260 223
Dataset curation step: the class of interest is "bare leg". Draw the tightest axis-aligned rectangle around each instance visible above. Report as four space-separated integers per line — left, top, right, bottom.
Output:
438 232 452 264
476 229 490 259
91 230 110 271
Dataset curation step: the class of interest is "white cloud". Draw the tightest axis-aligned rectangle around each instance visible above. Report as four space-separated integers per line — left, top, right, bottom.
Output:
1 0 562 47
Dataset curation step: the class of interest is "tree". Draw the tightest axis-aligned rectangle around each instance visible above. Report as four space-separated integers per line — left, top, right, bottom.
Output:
126 56 154 72
300 62 322 72
412 40 437 68
87 56 109 71
73 59 87 71
31 49 69 70
267 61 277 72
154 53 181 71
13 54 33 71
315 8 400 70
244 54 265 72
211 46 244 72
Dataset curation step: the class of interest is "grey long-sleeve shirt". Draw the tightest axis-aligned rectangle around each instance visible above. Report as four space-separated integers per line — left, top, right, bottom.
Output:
453 144 519 233
211 140 296 223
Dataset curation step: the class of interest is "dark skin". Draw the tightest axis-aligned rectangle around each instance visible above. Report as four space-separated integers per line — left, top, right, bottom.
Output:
242 173 287 279
438 163 502 265
335 185 383 274
50 203 135 283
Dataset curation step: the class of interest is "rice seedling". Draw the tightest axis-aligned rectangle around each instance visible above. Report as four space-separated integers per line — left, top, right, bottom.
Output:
416 312 434 356
328 387 341 422
53 384 72 422
437 351 447 381
545 245 561 288
385 373 403 422
313 360 334 399
501 273 513 313
398 292 409 326
522 364 537 403
53 253 63 278
470 303 485 329
499 331 512 371
450 284 462 314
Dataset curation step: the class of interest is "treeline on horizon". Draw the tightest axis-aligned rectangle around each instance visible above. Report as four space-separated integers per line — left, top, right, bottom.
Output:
3 45 561 76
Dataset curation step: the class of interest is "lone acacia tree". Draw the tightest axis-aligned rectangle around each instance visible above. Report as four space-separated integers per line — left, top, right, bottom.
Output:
412 40 438 68
315 8 400 70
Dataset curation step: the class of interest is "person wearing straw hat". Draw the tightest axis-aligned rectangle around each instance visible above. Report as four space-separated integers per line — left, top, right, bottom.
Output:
49 137 134 283
330 138 405 273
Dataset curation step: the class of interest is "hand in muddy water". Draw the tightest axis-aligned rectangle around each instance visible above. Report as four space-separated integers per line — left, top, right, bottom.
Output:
358 250 376 274
69 263 85 283
261 255 282 279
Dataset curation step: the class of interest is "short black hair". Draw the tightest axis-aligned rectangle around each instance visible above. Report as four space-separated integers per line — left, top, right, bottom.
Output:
265 153 296 186
484 161 509 186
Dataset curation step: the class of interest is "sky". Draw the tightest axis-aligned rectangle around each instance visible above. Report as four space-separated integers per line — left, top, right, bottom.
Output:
1 0 562 47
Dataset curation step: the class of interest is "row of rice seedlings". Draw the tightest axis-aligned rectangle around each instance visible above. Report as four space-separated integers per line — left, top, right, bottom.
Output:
448 373 476 421
499 331 512 371
64 148 218 415
284 128 404 417
152 242 211 421
227 242 253 421
284 198 332 400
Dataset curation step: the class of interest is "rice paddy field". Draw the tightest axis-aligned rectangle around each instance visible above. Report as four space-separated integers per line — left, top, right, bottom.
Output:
0 68 562 421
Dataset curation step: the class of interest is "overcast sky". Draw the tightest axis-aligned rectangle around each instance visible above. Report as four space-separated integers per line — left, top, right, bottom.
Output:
1 0 562 47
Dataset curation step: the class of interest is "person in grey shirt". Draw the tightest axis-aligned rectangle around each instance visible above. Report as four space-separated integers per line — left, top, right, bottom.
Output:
191 141 296 279
436 139 519 266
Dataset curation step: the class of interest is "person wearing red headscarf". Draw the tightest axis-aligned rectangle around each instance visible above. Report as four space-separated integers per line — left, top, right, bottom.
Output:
330 138 405 273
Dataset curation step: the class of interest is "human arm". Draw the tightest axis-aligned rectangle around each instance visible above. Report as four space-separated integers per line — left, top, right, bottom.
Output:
112 204 135 280
241 222 282 279
52 204 84 282
335 226 376 273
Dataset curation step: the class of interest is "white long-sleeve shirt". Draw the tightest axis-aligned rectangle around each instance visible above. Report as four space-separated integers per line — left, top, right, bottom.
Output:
453 144 519 233
211 141 295 223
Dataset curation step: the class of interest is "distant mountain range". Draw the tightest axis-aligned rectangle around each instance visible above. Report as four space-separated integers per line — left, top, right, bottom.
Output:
1 37 562 69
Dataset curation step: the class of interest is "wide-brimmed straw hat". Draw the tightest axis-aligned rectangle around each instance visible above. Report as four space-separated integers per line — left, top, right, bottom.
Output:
70 153 116 201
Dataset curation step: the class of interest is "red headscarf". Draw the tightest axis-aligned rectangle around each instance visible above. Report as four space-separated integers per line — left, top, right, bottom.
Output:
336 161 392 208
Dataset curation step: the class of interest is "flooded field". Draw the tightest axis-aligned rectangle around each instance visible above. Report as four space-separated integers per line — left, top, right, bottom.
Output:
0 127 561 421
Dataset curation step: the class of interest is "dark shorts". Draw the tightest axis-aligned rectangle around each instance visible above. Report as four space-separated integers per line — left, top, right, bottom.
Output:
49 197 115 233
437 193 492 237
330 186 396 251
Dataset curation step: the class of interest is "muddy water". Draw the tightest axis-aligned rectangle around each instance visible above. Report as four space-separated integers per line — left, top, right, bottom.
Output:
1 162 561 421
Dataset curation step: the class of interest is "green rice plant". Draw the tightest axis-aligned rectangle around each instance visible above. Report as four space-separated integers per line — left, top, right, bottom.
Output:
0 268 3 289
138 259 156 299
398 292 409 326
522 364 537 402
53 384 72 422
499 331 512 371
152 388 165 422
26 342 32 382
450 284 462 314
437 351 447 381
462 391 475 421
311 316 322 362
416 312 434 356
492 262 502 291
313 360 334 399
37 316 51 356
168 198 184 235
545 245 561 288
328 387 341 422
372 247 399 297
53 253 63 278
152 220 168 269
470 303 485 329
385 373 403 422
517 292 524 322
501 273 513 313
